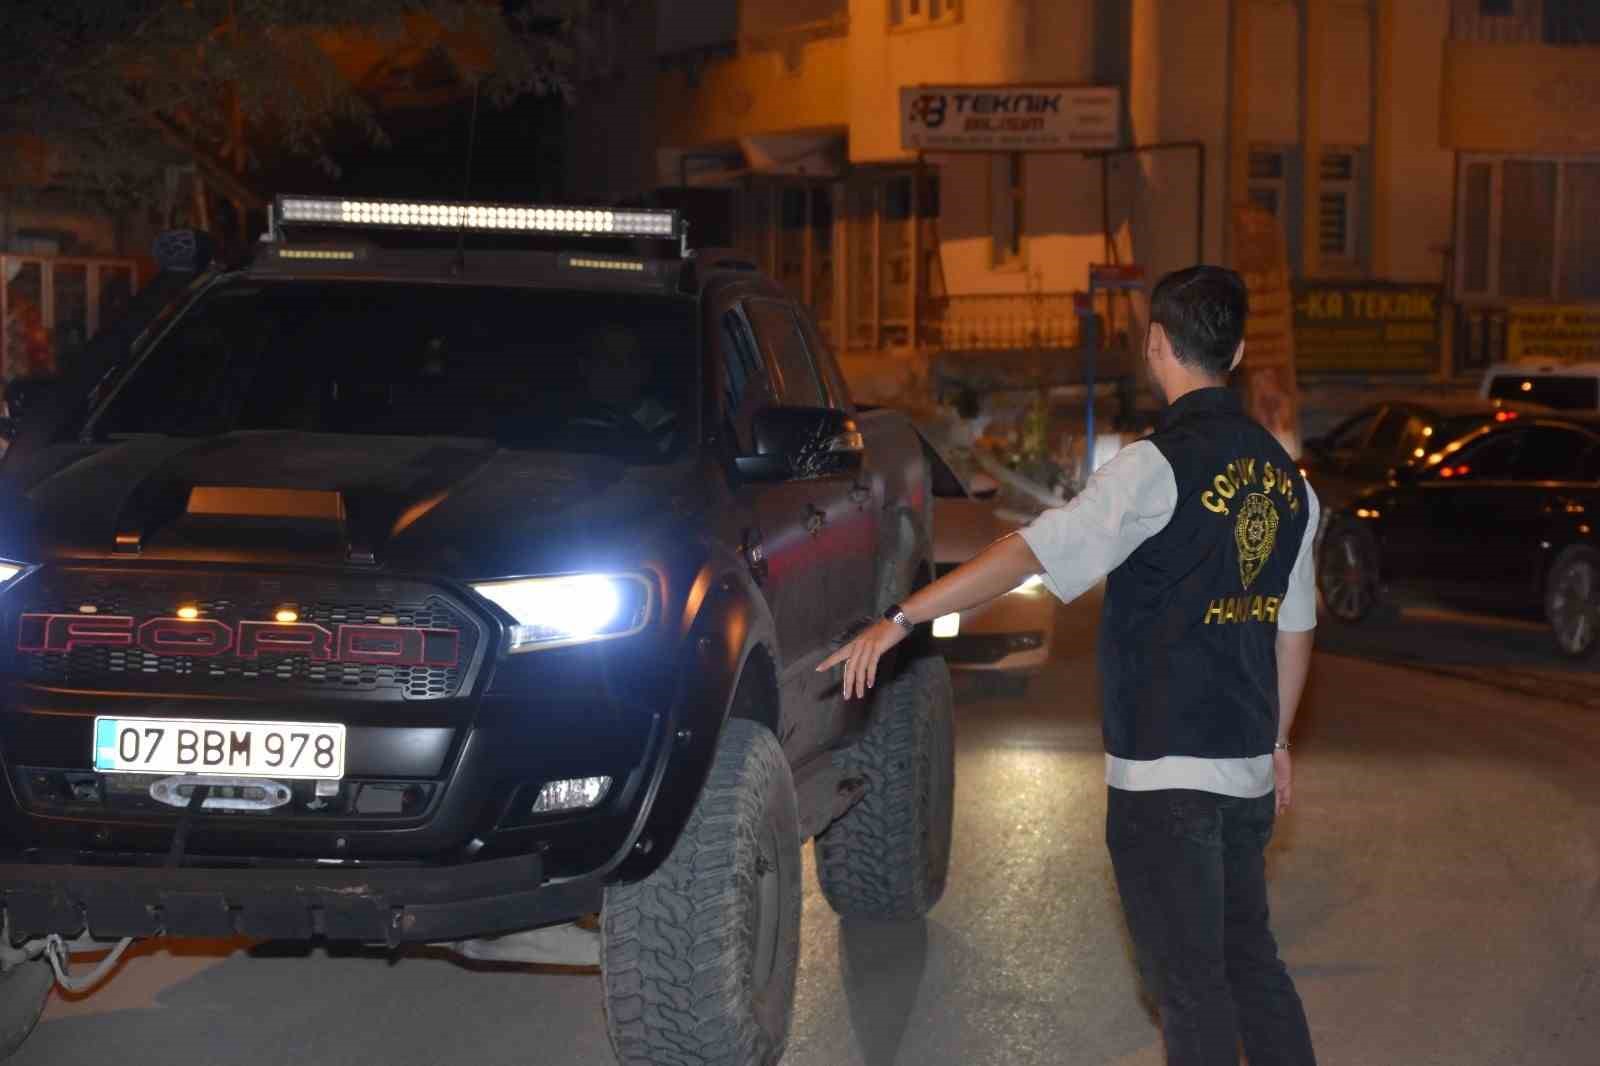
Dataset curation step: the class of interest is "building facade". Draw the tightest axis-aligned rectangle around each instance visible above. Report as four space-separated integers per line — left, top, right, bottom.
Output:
588 0 1600 387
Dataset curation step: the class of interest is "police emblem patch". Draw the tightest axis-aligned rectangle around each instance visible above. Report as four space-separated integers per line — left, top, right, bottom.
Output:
1235 493 1280 589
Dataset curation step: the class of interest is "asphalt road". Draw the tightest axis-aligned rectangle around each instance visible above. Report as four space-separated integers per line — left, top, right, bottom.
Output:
19 592 1600 1066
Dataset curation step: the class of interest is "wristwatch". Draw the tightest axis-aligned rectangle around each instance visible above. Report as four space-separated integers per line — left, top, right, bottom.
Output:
1273 739 1290 752
883 604 914 632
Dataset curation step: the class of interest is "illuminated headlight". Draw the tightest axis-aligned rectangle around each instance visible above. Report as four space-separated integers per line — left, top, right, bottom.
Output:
532 776 613 814
932 613 961 638
1012 574 1045 594
472 573 653 652
0 561 28 588
276 196 679 239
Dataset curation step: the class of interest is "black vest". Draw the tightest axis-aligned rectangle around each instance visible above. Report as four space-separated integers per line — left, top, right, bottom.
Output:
1099 388 1311 763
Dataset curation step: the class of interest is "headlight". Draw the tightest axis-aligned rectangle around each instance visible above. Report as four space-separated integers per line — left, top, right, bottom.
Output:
1012 574 1045 594
0 560 29 588
472 572 654 652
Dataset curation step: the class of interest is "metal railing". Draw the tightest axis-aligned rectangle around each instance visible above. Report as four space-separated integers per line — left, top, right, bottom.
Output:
919 293 1084 352
1451 0 1599 45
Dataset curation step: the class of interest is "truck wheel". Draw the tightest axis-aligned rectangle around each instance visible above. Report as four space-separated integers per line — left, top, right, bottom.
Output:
0 958 52 1061
1546 545 1600 658
816 649 955 920
601 718 801 1066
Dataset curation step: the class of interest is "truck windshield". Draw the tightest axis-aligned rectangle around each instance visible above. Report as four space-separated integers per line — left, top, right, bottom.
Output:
90 279 698 463
1488 374 1600 410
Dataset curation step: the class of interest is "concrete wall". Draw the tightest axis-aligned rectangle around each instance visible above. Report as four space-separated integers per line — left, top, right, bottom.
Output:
1441 41 1600 153
1377 0 1454 284
657 35 851 146
1249 0 1300 145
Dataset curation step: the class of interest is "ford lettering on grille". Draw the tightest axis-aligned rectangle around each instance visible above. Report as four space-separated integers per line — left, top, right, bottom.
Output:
17 614 460 668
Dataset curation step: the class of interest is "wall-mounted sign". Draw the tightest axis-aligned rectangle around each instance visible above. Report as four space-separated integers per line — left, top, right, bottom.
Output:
1291 281 1439 373
1507 304 1600 363
899 85 1120 152
1088 263 1145 291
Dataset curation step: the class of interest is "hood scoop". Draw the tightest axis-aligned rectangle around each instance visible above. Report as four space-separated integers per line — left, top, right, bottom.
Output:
186 486 345 522
116 485 370 564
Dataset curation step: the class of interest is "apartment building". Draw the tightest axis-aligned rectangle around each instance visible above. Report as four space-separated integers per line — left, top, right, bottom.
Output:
576 0 1600 385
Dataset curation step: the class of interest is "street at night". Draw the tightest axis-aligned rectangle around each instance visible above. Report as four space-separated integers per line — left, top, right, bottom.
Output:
19 590 1598 1066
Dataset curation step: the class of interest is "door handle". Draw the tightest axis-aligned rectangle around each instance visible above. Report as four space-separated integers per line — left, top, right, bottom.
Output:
741 528 768 584
804 504 826 536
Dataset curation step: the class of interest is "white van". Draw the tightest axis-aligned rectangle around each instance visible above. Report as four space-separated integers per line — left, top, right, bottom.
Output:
1480 362 1600 411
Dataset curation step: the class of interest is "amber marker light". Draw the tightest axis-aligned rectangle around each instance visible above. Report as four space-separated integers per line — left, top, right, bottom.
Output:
176 606 200 620
275 609 300 624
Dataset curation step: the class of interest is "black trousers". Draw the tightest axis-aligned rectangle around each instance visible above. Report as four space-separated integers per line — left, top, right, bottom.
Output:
1106 786 1317 1066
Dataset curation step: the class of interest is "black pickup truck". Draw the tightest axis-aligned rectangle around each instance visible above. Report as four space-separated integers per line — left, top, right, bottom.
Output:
0 199 954 1065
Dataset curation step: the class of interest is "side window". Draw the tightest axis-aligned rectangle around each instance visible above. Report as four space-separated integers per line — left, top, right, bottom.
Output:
745 299 825 408
719 310 774 453
1366 408 1413 458
1513 426 1591 482
1442 429 1522 480
794 306 852 411
1326 408 1378 451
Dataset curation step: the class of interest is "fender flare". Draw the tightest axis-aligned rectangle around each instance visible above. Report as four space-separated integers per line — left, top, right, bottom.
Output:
610 552 780 882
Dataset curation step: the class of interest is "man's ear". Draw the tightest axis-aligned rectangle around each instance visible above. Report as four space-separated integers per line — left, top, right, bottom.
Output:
1228 340 1245 372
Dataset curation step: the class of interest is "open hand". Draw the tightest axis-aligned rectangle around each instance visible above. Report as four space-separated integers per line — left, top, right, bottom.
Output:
816 619 910 700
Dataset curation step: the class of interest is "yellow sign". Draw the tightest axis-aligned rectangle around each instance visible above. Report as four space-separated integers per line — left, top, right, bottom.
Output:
1507 305 1600 363
1292 282 1439 373
1230 204 1300 458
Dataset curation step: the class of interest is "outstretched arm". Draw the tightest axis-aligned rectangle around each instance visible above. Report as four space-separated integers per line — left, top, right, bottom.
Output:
818 532 1042 699
820 440 1178 699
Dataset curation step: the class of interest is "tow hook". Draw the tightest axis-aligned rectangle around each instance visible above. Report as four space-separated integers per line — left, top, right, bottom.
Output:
151 775 292 812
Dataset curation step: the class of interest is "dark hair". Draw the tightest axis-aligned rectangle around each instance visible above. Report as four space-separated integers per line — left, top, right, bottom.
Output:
1148 265 1249 376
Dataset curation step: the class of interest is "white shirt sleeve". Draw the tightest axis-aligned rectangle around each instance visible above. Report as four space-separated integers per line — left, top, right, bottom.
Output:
1276 480 1321 632
1016 440 1179 604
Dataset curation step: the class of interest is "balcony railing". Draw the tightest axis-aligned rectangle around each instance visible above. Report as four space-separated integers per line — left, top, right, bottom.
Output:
919 293 1084 353
1451 0 1600 45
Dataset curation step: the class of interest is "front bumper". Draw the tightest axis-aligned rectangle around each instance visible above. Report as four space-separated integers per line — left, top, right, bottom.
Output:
0 851 604 945
935 588 1055 672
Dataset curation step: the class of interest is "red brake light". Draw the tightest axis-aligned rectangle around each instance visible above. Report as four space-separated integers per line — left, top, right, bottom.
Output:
1494 410 1518 423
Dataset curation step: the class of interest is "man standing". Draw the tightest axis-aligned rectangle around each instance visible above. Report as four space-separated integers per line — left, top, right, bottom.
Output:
821 266 1318 1066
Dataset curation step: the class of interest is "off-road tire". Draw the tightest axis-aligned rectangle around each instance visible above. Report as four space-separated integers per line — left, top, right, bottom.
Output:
1546 544 1600 659
601 719 801 1066
0 958 52 1061
815 649 955 920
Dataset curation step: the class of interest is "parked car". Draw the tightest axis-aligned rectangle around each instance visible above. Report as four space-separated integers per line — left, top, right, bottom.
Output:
1480 361 1600 412
1301 396 1537 517
920 435 1056 696
0 197 955 1066
1318 412 1600 657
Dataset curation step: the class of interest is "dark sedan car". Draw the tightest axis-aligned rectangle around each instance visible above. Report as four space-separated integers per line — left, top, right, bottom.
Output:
1318 413 1600 657
1302 396 1535 516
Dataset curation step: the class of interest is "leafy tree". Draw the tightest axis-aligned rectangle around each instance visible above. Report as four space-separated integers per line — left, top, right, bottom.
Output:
0 1 620 210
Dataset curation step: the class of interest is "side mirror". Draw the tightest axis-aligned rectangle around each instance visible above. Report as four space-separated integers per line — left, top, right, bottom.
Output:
968 472 1000 500
736 406 864 482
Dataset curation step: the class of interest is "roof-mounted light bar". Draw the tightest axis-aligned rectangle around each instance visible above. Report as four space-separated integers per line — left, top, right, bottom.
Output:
274 196 680 241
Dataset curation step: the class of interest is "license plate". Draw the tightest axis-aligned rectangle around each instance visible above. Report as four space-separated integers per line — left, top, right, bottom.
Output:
93 716 346 780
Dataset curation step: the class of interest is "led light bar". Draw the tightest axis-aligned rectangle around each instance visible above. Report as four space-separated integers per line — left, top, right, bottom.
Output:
275 196 679 240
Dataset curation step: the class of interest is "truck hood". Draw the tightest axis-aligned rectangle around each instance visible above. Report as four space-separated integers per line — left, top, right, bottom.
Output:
4 432 704 578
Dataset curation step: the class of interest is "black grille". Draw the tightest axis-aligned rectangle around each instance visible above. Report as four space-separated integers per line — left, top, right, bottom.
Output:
7 570 484 701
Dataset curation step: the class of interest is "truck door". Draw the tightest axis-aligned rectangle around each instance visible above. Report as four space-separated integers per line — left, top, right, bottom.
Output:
719 304 840 760
746 299 877 635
